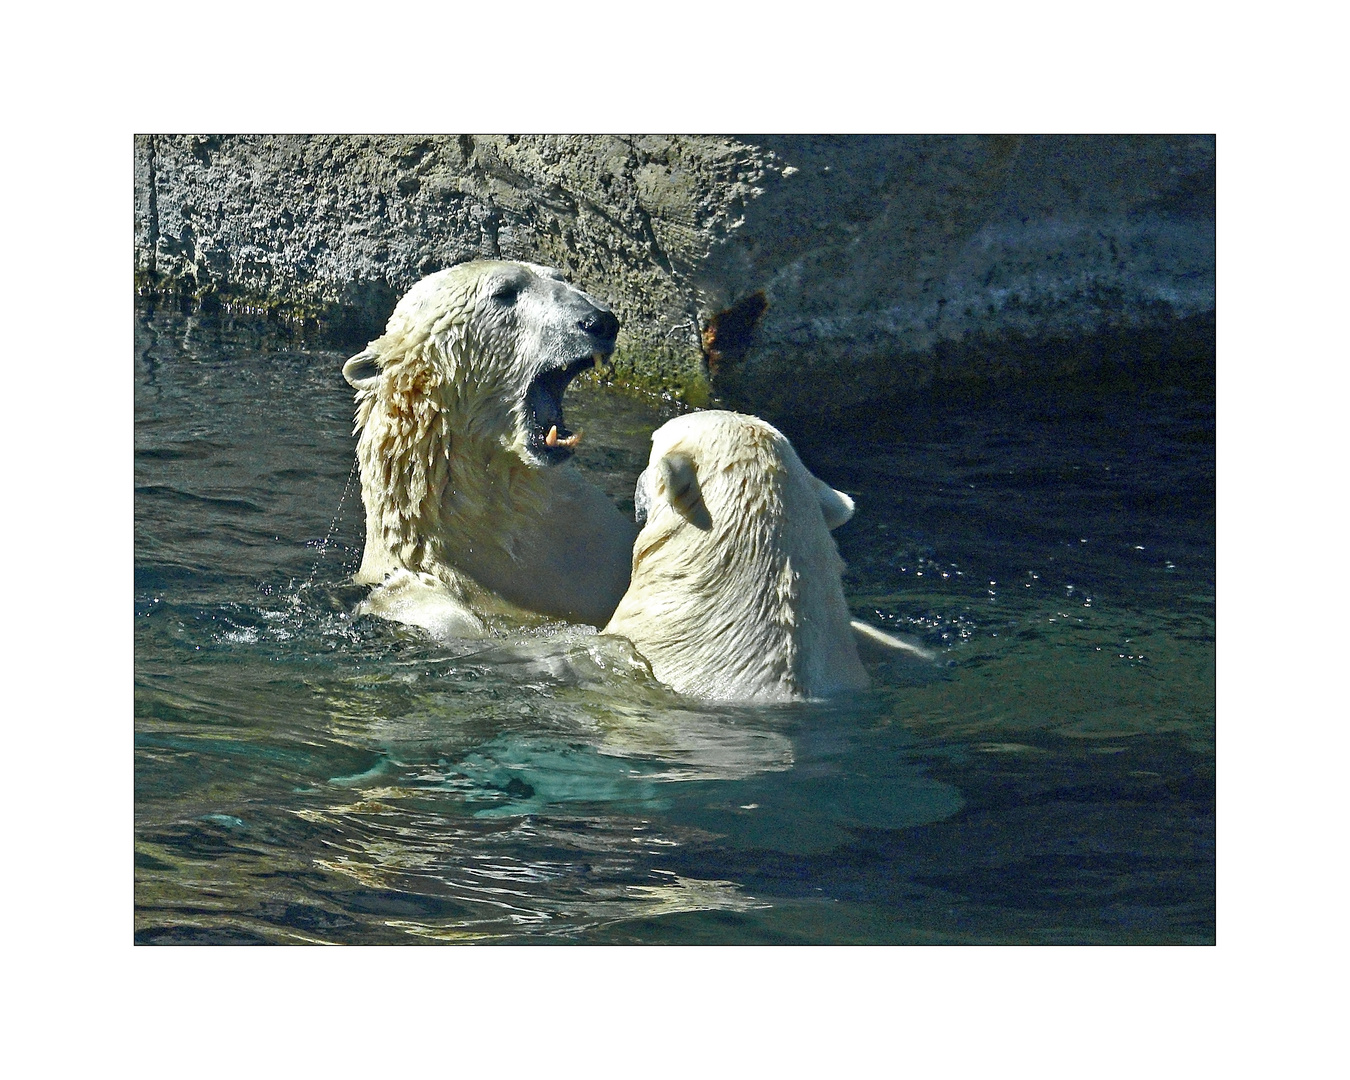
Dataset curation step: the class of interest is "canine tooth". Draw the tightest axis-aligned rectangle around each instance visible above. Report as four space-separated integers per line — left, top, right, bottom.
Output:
559 431 583 448
545 425 558 447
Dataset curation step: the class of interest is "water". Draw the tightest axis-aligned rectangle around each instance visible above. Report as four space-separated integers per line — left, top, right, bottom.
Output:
134 305 1215 944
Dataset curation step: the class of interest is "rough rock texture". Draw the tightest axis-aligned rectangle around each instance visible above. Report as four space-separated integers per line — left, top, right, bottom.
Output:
134 134 1214 419
134 134 769 401
701 135 1215 426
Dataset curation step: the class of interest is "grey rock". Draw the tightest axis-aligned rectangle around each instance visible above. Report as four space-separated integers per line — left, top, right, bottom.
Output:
134 134 1214 418
704 135 1214 424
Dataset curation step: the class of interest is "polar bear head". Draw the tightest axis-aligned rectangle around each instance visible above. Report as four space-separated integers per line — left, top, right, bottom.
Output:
343 260 619 467
602 410 870 702
340 260 637 626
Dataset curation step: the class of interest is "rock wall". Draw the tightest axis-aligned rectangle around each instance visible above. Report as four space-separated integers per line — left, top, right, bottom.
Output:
134 134 1214 419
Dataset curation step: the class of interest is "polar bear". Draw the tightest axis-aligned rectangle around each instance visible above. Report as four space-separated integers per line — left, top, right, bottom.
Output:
602 410 929 702
342 260 638 636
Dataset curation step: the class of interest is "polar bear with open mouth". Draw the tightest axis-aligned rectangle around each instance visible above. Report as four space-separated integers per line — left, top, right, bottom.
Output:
342 260 638 637
602 410 931 702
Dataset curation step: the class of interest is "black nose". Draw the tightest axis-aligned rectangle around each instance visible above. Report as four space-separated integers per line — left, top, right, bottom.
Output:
579 309 619 342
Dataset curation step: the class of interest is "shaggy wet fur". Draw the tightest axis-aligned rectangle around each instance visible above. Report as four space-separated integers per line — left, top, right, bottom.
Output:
603 411 870 701
344 261 637 633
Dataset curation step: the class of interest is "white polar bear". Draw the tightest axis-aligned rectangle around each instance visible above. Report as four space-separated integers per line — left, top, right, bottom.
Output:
342 260 639 636
602 410 931 702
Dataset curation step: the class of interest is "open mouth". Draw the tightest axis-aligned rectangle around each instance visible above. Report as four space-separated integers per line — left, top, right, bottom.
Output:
524 352 608 463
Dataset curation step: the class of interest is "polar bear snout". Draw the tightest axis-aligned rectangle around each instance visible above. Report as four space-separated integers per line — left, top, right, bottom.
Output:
553 294 618 369
577 308 619 346
514 284 621 465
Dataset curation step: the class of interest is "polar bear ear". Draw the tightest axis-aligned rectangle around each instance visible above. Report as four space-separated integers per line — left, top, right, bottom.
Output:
813 477 855 530
343 348 382 390
656 450 712 531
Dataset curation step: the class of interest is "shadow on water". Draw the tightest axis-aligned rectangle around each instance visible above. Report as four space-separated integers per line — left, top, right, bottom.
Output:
134 305 1214 944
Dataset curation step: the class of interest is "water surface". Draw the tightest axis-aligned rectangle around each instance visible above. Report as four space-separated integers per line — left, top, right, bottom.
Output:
134 306 1214 944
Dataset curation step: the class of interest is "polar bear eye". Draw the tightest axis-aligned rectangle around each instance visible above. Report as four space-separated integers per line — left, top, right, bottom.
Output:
488 280 521 305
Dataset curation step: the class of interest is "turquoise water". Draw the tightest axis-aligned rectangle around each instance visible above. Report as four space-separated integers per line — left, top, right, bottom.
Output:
134 305 1214 944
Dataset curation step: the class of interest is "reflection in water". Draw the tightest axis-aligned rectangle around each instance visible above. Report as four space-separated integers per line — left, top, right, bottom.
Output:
277 619 963 938
134 306 1214 944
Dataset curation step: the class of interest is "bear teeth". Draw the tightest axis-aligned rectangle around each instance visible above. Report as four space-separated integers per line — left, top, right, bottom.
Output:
545 425 582 449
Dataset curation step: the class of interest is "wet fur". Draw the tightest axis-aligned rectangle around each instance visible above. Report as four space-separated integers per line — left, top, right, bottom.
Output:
603 411 871 701
345 261 637 634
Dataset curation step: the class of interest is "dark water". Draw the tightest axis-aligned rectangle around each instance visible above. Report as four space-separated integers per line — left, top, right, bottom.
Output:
134 306 1214 944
